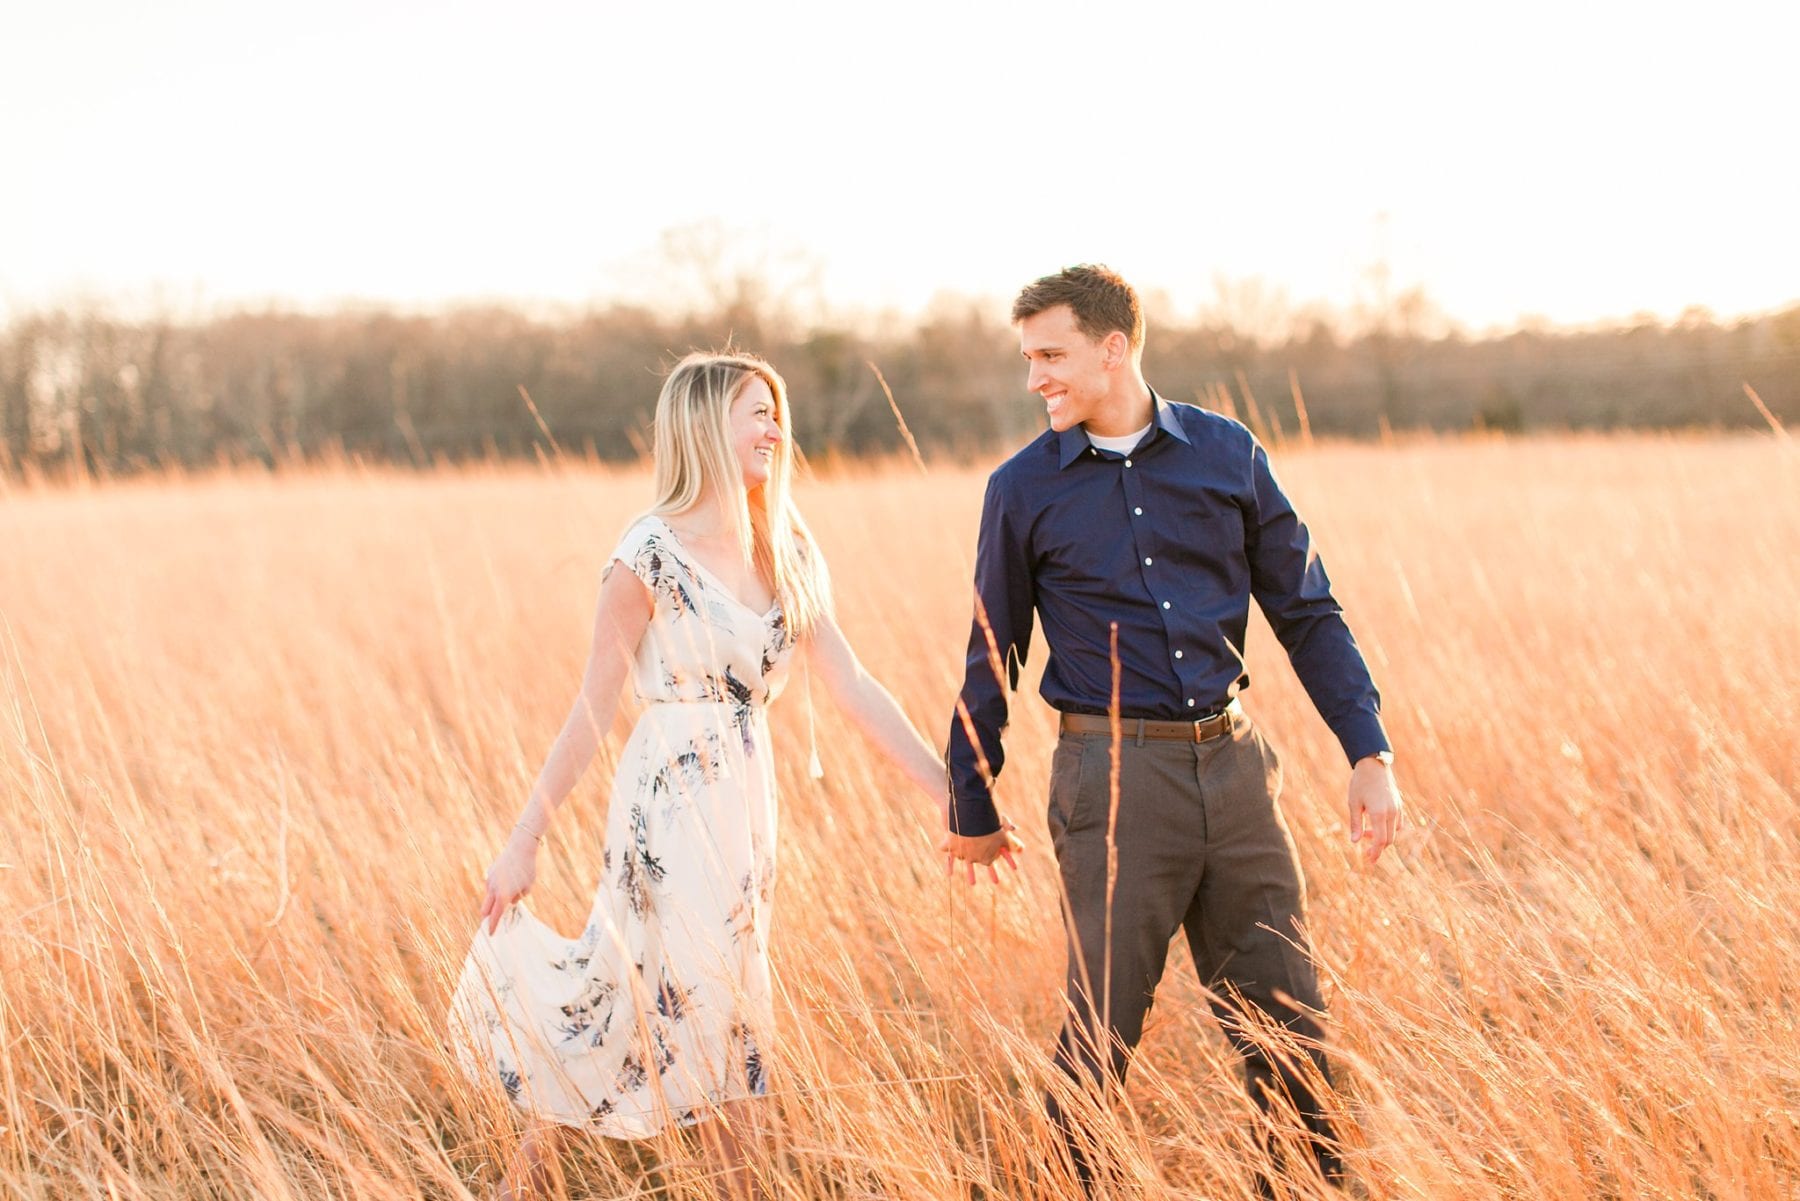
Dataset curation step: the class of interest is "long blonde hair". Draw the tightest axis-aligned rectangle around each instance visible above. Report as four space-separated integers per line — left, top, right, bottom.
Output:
647 350 831 634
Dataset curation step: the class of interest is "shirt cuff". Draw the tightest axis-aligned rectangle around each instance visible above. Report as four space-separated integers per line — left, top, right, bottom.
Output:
1337 714 1393 768
948 793 1003 839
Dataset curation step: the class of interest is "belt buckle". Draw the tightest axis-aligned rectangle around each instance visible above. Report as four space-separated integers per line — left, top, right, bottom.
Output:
1193 706 1233 742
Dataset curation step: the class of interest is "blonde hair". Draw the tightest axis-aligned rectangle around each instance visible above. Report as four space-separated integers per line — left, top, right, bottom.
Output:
647 350 831 634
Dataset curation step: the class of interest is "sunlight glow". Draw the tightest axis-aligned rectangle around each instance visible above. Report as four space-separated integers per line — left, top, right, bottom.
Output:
4 0 1795 331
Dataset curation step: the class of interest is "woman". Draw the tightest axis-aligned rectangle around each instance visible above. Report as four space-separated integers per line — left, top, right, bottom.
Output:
446 351 1017 1200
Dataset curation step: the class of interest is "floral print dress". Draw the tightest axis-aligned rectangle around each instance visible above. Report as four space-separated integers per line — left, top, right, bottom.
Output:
447 515 798 1137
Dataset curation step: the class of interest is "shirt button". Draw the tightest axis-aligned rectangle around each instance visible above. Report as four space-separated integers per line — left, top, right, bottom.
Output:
1186 698 1196 707
1161 601 1171 610
1133 507 1143 516
1143 557 1153 566
1174 650 1184 659
1124 459 1133 468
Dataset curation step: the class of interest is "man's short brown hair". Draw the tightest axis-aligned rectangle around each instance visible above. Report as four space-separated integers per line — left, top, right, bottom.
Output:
1012 264 1144 351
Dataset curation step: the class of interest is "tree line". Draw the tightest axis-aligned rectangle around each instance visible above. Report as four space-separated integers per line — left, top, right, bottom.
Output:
2 296 1794 477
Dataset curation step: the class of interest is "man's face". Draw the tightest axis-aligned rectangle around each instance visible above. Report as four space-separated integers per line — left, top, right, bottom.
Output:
1018 304 1115 433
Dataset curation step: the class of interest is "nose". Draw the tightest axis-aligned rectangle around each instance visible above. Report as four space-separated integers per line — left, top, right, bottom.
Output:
1026 362 1047 394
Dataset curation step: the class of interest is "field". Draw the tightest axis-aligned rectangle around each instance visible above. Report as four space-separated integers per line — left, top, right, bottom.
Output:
2 435 1797 1199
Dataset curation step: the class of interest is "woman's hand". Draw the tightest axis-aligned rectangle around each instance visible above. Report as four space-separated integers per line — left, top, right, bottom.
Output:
479 830 541 935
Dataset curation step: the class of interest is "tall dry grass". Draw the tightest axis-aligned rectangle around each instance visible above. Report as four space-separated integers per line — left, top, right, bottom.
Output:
2 434 1797 1199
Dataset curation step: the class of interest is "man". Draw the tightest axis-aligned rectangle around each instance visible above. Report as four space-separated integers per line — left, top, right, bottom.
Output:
943 264 1402 1191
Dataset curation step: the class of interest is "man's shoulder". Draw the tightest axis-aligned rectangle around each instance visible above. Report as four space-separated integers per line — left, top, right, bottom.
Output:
986 427 1061 491
1163 397 1256 451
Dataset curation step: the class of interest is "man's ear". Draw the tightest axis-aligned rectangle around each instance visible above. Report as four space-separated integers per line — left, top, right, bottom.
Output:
1104 330 1130 370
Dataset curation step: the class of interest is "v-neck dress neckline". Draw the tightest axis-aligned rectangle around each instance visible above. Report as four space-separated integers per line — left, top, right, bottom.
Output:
651 516 780 621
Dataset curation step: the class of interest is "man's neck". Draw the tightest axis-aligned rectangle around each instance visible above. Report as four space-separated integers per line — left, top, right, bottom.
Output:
1082 378 1154 439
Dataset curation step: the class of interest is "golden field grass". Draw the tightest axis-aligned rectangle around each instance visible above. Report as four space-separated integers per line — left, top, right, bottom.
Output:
2 434 1797 1200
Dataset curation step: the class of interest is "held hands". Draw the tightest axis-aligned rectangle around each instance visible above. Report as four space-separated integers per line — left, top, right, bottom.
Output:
938 818 1025 886
478 827 542 935
1347 755 1404 867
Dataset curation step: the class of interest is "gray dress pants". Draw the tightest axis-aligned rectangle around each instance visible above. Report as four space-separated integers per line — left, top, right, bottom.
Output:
1043 714 1341 1189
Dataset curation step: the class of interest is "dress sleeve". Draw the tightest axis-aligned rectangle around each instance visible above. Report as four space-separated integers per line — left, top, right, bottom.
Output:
603 518 661 595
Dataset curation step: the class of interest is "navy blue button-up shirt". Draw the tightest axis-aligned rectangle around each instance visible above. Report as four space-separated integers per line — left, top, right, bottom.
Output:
946 391 1390 837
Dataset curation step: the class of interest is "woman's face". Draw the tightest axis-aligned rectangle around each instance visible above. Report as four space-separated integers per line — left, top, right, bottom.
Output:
728 375 782 489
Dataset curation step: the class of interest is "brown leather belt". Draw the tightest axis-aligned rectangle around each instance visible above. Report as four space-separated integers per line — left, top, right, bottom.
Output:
1059 699 1243 743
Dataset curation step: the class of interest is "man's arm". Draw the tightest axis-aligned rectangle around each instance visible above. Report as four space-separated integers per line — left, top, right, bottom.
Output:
1243 436 1402 863
945 470 1036 848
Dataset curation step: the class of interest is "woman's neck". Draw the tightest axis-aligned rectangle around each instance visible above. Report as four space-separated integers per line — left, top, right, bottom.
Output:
665 493 736 541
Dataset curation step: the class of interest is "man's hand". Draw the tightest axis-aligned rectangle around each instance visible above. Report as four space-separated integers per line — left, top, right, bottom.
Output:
1347 755 1404 866
938 819 1025 886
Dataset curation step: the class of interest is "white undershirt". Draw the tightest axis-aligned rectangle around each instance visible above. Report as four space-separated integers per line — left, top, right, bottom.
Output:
1085 423 1152 455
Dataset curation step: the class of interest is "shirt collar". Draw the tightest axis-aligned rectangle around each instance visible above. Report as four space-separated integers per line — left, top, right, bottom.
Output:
1056 386 1190 469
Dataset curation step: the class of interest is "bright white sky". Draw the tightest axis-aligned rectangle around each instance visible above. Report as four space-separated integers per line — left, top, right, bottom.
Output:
5 0 1796 333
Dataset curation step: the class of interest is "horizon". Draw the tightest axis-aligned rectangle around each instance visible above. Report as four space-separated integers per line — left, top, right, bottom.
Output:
7 269 1793 345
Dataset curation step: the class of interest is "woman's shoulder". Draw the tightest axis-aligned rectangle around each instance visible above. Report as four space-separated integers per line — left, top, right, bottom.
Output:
613 512 664 549
608 514 681 581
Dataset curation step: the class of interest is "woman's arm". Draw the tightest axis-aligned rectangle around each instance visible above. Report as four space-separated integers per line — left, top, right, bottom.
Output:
803 613 948 804
806 614 1023 883
517 563 653 834
479 563 653 932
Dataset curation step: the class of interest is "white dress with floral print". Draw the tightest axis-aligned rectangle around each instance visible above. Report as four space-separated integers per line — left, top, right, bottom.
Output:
447 515 797 1137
